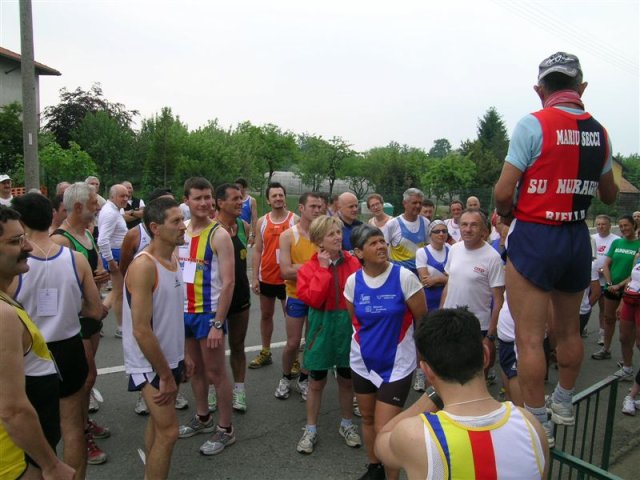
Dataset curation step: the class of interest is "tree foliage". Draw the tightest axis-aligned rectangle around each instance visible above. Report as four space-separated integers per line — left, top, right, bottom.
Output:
39 141 97 195
428 138 452 159
296 134 330 191
43 84 138 148
0 102 23 175
422 153 476 203
463 107 509 188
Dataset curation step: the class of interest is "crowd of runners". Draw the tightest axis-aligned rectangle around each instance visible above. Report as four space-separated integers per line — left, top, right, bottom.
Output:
0 51 635 480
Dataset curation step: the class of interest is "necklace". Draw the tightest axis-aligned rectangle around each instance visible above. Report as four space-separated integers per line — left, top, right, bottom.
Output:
445 396 494 408
30 242 55 259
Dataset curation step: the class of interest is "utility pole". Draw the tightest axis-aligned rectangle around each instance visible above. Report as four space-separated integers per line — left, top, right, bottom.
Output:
20 0 40 191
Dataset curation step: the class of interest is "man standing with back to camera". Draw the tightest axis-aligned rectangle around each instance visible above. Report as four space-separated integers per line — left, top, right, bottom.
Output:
494 52 617 447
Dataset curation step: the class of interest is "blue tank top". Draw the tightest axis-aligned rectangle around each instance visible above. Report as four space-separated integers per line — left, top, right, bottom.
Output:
422 245 449 312
240 197 252 223
390 216 427 273
352 264 415 383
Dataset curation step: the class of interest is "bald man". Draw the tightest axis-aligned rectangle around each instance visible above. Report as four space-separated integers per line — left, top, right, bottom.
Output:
466 196 480 210
337 192 362 252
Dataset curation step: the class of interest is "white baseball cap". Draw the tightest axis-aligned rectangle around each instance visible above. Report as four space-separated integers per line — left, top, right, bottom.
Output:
0 174 11 183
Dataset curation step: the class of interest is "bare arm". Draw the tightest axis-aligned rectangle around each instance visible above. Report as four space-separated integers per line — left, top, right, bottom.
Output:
251 216 265 294
488 286 505 337
597 170 618 205
279 229 300 281
0 303 75 479
75 251 107 321
208 227 235 349
589 280 601 306
128 255 176 405
439 283 448 308
119 228 140 276
494 163 523 220
249 197 258 246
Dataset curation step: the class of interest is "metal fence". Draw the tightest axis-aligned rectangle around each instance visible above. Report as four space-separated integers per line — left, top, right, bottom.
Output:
548 376 623 479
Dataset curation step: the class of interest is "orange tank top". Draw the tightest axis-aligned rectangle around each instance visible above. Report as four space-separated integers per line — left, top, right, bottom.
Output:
284 224 317 298
259 211 296 285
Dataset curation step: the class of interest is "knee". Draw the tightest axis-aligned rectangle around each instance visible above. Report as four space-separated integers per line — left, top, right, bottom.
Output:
309 379 325 393
360 414 375 427
155 422 179 445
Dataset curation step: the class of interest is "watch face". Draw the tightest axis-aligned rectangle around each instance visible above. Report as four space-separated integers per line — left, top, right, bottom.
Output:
213 321 223 329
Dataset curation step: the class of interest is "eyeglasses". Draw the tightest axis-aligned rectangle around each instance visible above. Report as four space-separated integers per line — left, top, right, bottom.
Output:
431 230 448 235
0 234 26 247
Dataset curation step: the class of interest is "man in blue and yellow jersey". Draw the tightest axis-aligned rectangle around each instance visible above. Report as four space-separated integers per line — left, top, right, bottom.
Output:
0 206 75 480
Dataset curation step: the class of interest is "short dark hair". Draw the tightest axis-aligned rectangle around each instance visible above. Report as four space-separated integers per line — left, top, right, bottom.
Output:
148 187 173 202
234 177 248 188
414 308 484 384
11 193 52 232
0 206 21 236
265 182 286 198
143 198 180 239
215 183 240 205
184 177 213 199
422 198 434 208
461 208 490 231
350 224 385 265
450 200 464 209
52 193 65 211
299 191 322 206
540 71 583 93
618 214 635 225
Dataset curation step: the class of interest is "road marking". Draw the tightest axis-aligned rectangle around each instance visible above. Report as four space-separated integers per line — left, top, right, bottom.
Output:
97 340 288 376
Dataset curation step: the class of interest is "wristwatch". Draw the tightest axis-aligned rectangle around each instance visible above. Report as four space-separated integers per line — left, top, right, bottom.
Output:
212 320 224 330
425 386 444 410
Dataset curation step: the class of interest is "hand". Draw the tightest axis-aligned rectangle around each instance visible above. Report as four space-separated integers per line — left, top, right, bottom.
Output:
41 459 76 480
248 234 255 248
93 269 110 286
499 214 513 227
483 337 497 367
207 326 224 350
317 249 331 268
108 260 119 274
100 304 110 321
252 280 260 295
153 374 178 406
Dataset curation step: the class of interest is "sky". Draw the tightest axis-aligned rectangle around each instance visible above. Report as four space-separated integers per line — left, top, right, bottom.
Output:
0 0 638 156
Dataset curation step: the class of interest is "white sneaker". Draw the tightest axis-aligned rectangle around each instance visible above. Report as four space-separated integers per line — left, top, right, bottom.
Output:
296 378 309 401
296 428 318 454
614 367 634 382
338 424 362 448
622 395 636 416
89 389 100 413
208 385 217 412
175 392 189 410
134 394 149 415
542 420 555 448
275 378 291 399
597 331 605 346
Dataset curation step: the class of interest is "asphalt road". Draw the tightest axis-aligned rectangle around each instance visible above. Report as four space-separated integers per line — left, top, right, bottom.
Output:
81 251 639 479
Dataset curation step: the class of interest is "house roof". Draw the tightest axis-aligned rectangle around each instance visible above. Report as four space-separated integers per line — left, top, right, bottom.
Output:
620 176 640 194
0 46 61 76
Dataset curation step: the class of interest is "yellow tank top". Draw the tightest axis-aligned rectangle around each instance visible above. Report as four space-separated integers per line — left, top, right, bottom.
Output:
284 225 317 298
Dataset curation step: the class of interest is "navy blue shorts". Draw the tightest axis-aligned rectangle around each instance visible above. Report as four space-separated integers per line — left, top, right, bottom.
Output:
285 297 309 319
184 312 227 340
498 339 518 379
507 219 591 293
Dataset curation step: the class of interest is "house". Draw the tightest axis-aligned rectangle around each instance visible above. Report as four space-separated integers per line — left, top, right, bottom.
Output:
612 158 640 214
0 45 60 113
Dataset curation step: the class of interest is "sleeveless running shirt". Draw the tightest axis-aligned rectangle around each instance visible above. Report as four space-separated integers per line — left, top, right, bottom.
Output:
259 211 296 285
0 295 56 480
122 251 185 373
179 221 222 313
230 218 251 309
516 108 608 225
351 264 416 386
421 403 545 479
240 196 252 224
136 223 152 254
284 224 317 298
389 216 429 272
52 228 99 271
16 246 83 342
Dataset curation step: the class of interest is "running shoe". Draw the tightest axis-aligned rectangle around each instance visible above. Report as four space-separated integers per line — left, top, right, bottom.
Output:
413 370 426 392
114 327 123 339
178 414 215 439
175 392 189 410
296 378 309 401
353 397 361 417
208 385 217 413
232 390 247 412
339 424 362 448
275 378 291 399
134 394 149 415
357 463 385 480
622 395 636 416
614 367 634 382
249 349 272 369
591 348 611 360
87 418 111 439
597 331 605 346
547 398 575 426
200 426 236 456
89 389 100 413
86 432 108 465
296 428 318 454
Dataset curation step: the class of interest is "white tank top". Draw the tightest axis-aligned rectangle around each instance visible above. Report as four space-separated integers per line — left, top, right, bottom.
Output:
122 252 185 374
16 246 82 342
136 223 152 254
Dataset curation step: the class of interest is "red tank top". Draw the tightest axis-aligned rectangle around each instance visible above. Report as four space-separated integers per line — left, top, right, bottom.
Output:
259 211 295 285
515 108 608 225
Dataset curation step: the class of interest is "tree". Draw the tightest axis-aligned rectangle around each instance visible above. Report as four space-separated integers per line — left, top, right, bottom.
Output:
340 154 372 199
428 138 452 159
0 102 23 176
326 136 353 196
72 110 136 190
422 153 476 203
296 134 330 191
39 141 97 195
464 107 509 187
139 107 189 193
43 83 138 148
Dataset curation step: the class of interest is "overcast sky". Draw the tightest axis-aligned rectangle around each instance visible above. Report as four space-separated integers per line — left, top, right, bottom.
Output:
1 0 638 156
